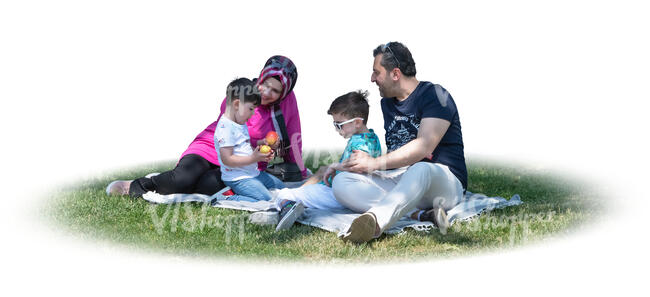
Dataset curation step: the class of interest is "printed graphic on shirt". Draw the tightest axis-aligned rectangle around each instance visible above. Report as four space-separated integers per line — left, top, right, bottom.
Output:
385 114 420 153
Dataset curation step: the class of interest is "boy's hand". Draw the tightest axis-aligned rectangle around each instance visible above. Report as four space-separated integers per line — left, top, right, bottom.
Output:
253 146 274 163
322 165 338 186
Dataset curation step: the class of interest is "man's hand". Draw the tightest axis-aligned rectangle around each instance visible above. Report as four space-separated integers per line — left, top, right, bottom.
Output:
354 118 450 171
341 150 378 174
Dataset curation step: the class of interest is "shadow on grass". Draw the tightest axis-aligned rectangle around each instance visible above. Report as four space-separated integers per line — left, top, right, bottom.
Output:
42 155 604 262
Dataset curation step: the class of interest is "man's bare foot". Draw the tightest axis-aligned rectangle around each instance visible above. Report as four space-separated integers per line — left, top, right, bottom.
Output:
420 207 449 235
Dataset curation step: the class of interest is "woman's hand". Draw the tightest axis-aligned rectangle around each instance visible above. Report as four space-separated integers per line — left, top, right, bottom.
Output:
268 138 280 150
257 138 280 150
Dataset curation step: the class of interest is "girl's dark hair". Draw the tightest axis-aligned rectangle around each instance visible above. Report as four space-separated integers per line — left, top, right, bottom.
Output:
327 90 370 124
226 77 261 105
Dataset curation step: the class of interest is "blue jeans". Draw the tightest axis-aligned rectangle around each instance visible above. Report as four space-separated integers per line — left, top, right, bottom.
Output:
223 172 286 202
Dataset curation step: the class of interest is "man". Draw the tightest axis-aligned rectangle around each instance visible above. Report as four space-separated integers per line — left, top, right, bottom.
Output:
329 42 467 243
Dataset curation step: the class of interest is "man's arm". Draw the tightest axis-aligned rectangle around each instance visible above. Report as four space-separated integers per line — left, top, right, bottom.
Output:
342 118 451 173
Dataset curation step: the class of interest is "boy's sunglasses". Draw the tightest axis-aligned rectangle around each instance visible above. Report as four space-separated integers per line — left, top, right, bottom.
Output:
333 118 364 130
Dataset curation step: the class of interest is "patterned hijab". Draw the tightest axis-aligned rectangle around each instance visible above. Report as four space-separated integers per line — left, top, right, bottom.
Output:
257 55 298 103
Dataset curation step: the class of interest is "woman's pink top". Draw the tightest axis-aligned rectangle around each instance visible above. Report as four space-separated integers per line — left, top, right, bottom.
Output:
180 91 306 176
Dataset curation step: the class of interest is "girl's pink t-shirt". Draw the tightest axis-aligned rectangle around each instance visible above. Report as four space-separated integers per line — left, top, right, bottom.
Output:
179 91 305 176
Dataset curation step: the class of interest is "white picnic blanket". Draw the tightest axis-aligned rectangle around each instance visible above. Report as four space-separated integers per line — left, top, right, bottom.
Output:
142 180 522 235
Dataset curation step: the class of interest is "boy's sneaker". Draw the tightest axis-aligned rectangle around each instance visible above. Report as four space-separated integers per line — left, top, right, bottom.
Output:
420 207 449 235
341 212 378 244
249 211 279 225
275 201 305 232
106 180 132 196
211 187 235 203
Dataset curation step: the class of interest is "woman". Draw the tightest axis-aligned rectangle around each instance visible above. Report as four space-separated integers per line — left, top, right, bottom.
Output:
107 55 305 198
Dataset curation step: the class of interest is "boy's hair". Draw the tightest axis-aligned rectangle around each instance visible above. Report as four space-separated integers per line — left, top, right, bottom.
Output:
327 90 370 125
226 77 261 106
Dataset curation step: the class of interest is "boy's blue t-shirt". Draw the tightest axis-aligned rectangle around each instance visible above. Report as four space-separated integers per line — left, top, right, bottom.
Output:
321 129 382 186
340 129 382 161
380 81 467 190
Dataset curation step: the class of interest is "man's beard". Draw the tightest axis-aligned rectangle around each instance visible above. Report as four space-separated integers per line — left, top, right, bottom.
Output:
379 83 396 98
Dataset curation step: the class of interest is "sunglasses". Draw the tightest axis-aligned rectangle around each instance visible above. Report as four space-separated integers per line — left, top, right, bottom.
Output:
382 42 401 69
333 117 364 130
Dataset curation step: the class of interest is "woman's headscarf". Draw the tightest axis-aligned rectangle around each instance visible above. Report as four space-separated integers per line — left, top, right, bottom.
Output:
257 55 298 103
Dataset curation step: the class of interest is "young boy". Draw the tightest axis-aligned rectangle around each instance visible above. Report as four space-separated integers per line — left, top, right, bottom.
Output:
215 78 285 202
273 90 382 230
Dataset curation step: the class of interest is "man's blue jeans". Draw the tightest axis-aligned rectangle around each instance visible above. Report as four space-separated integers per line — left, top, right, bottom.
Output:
223 172 286 202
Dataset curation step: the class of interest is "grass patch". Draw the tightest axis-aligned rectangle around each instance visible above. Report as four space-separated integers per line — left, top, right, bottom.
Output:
42 154 603 263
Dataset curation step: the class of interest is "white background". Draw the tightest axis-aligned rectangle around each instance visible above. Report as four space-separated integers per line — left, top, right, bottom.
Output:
1 0 648 295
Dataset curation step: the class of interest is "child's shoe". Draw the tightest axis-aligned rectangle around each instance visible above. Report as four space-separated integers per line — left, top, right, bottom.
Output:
249 211 279 225
275 201 304 232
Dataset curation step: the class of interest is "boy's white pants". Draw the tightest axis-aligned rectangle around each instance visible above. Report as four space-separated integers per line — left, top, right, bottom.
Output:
275 183 345 210
331 162 464 234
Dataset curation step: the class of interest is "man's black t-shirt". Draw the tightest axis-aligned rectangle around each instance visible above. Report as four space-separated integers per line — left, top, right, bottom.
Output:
380 81 467 190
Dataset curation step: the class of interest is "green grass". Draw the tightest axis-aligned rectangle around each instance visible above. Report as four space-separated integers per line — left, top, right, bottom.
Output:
42 153 603 263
